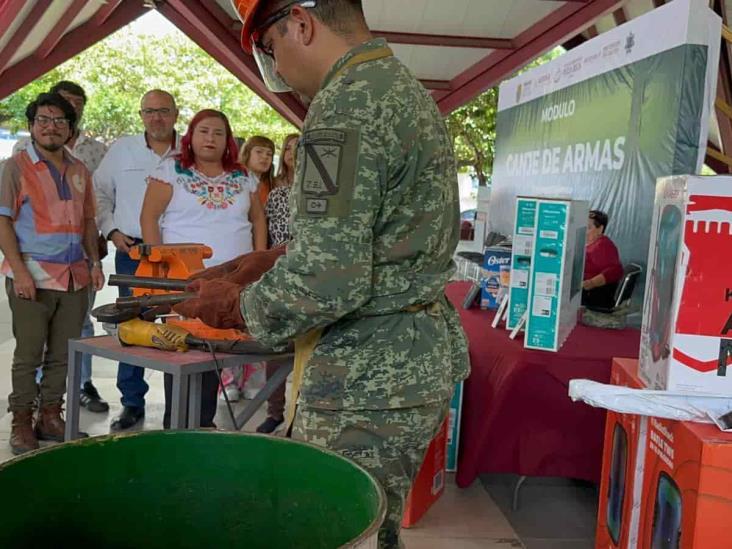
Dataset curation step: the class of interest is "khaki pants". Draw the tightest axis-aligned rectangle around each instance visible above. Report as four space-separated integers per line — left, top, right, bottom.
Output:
6 279 88 411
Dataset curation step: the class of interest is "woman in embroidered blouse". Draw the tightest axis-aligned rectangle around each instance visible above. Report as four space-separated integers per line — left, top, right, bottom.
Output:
140 109 266 428
238 135 276 208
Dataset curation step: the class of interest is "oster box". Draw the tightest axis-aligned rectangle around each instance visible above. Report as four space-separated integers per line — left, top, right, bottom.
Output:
507 196 538 330
402 418 448 528
637 416 732 548
480 246 512 310
596 359 647 549
640 175 732 396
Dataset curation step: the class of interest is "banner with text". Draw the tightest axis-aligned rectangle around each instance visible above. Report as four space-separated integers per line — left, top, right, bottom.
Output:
491 0 721 270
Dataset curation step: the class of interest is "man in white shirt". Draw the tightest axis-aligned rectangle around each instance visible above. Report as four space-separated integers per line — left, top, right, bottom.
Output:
13 81 110 414
94 89 180 431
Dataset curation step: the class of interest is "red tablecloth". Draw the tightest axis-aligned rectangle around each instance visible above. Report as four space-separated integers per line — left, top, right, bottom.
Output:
446 281 640 487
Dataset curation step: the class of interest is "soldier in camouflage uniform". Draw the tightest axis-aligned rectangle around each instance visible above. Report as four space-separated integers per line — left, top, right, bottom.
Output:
178 1 470 546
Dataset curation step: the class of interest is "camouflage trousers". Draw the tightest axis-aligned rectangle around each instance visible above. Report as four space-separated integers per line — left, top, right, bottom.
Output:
292 400 449 549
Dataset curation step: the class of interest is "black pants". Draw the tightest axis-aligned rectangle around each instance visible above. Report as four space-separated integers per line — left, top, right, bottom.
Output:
582 282 618 310
162 370 219 429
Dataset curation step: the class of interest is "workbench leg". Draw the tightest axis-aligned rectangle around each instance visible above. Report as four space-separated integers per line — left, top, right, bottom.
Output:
188 373 202 429
512 475 528 512
171 374 189 430
234 358 293 430
65 344 82 441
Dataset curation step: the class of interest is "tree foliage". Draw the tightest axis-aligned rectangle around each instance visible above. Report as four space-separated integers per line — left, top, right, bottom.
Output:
0 27 296 146
445 48 564 186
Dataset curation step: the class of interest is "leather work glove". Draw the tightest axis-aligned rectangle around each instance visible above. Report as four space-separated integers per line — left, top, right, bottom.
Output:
221 245 286 286
189 245 286 284
172 279 246 330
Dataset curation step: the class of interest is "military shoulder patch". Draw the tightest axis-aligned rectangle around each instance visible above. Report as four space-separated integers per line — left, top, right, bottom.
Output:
296 127 360 218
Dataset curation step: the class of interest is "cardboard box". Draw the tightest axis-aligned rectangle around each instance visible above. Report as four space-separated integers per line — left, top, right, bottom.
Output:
402 418 448 528
507 196 538 330
446 382 464 473
480 246 512 309
596 358 732 548
525 198 589 351
640 175 732 396
595 359 647 549
637 415 732 548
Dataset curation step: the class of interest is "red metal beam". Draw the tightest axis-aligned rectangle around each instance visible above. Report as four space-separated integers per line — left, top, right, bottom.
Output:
420 79 452 91
0 0 146 99
0 0 27 37
372 31 514 50
612 7 628 26
200 0 237 36
36 0 89 60
437 0 625 114
0 0 52 73
158 0 306 128
91 0 124 26
706 142 730 174
586 25 599 38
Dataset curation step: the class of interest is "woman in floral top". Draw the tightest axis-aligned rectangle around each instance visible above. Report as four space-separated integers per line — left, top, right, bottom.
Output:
257 133 299 434
140 109 266 428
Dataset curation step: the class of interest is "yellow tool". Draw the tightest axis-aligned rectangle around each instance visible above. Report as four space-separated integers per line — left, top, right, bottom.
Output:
118 319 191 353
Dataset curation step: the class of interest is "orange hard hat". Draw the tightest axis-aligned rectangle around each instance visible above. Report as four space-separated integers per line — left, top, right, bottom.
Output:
231 0 265 54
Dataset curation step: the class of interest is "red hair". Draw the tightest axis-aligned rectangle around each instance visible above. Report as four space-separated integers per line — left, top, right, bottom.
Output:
178 109 243 173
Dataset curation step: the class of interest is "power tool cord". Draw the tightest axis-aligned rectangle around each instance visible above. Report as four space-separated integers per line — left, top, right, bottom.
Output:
205 340 240 430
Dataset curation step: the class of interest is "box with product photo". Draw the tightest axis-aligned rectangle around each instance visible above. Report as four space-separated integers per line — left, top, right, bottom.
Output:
507 196 538 330
636 415 732 548
480 246 512 310
446 381 464 473
402 418 448 528
595 358 647 549
525 198 589 352
640 175 732 396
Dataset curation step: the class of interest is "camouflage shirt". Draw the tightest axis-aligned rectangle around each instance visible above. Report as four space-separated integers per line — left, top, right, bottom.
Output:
242 38 470 410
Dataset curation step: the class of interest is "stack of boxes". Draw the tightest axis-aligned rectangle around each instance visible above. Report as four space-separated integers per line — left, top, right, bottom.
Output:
596 175 732 548
506 196 589 351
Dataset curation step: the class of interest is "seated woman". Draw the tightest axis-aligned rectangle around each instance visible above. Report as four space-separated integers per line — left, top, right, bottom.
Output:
140 109 266 428
582 210 624 310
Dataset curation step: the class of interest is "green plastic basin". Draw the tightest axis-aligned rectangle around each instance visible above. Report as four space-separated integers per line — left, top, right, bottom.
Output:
0 431 385 548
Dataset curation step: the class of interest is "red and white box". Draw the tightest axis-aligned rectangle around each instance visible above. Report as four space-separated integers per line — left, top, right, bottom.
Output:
640 175 732 396
402 418 448 528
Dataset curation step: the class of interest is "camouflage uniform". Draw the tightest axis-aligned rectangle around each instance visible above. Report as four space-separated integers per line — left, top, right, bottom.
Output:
242 38 470 548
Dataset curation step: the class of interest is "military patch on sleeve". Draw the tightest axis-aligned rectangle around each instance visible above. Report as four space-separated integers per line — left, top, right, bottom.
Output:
296 127 360 218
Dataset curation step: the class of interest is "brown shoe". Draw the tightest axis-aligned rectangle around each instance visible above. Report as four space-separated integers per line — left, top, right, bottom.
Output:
10 409 39 455
35 403 66 442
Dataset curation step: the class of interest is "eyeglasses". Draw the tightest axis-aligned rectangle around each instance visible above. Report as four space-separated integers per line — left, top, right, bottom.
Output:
253 0 316 57
140 108 174 118
34 115 69 128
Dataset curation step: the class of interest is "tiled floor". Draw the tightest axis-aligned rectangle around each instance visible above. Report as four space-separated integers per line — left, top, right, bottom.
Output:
0 254 596 547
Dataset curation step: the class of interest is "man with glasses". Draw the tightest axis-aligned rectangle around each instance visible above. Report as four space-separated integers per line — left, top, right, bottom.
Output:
94 89 179 431
13 81 111 415
176 2 469 546
0 92 105 454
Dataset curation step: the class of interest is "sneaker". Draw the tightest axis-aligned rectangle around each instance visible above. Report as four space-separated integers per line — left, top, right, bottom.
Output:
220 385 240 402
256 416 284 434
80 381 110 413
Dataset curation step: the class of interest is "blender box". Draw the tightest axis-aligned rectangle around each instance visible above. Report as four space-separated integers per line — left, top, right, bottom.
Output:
640 175 732 396
525 198 589 351
507 197 538 330
402 418 448 528
595 358 647 549
446 381 464 472
480 246 512 310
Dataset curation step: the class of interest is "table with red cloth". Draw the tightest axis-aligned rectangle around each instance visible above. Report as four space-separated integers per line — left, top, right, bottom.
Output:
446 281 640 487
